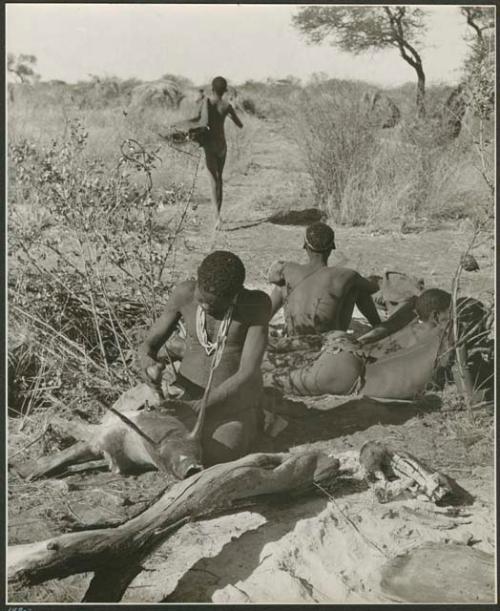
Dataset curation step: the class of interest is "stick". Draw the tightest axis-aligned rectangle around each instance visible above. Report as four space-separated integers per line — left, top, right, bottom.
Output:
89 392 158 448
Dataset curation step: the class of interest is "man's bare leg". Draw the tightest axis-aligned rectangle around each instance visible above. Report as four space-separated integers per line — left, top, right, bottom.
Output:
202 409 258 465
215 152 226 230
204 148 221 227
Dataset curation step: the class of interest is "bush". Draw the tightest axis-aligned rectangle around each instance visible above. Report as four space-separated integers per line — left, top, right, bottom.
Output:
290 86 377 221
8 118 195 412
289 82 492 228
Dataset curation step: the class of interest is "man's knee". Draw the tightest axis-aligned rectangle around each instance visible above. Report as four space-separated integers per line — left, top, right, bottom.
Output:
203 417 257 465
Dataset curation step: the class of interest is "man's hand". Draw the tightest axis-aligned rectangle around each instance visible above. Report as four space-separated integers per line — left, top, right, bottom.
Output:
358 326 387 345
139 355 165 388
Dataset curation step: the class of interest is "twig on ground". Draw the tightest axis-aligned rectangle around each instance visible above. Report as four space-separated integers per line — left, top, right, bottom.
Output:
9 425 49 460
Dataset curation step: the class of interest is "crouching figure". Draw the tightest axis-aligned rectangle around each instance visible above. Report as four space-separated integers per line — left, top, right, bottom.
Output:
21 251 271 482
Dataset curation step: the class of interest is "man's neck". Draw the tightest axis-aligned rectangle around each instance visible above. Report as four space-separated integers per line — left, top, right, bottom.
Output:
306 252 329 266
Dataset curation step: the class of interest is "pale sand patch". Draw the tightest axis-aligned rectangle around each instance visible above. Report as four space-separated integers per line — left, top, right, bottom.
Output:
123 452 494 604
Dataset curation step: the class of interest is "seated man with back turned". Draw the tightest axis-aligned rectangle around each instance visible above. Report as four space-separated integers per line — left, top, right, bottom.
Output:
138 250 271 465
268 222 381 336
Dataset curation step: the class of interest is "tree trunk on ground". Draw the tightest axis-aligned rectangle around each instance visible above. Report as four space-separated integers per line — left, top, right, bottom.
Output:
8 450 339 602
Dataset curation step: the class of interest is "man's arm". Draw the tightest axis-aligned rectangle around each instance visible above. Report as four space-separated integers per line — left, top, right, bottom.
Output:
199 97 209 128
354 276 382 328
358 298 417 345
270 286 285 320
267 260 287 320
228 104 243 128
194 296 271 412
137 283 191 383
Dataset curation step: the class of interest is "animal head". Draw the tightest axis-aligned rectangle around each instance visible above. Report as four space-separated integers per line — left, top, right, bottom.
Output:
375 270 425 315
134 400 208 480
157 434 203 480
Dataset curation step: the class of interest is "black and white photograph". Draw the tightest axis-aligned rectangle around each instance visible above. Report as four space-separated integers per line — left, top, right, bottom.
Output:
5 2 496 605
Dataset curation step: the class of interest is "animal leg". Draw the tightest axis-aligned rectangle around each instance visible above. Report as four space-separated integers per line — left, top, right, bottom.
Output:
21 442 102 481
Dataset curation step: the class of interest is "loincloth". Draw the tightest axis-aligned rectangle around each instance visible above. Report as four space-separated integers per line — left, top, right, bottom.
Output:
263 334 322 374
320 331 376 395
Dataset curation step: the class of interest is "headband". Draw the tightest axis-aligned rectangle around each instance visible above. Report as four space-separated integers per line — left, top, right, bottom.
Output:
304 234 336 252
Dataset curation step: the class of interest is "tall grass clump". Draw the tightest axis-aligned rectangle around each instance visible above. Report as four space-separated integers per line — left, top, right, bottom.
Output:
290 84 377 223
290 81 493 228
8 118 199 415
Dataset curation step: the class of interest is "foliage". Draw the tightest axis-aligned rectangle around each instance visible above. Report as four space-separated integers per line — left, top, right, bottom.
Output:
289 80 491 227
290 86 377 221
459 6 495 196
161 73 193 89
7 53 40 83
292 6 428 116
8 119 197 412
461 6 495 121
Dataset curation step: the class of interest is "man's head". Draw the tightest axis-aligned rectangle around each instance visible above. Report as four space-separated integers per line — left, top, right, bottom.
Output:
415 288 451 326
196 250 245 315
212 76 228 96
304 222 336 258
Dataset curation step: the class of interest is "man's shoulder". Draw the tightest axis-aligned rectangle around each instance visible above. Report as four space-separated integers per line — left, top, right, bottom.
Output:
267 259 300 282
171 279 196 306
237 288 272 323
327 265 360 280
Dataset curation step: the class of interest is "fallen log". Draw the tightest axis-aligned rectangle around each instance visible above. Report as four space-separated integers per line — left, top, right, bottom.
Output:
8 450 339 602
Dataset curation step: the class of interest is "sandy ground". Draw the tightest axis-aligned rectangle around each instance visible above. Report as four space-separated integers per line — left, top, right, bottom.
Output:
7 117 496 604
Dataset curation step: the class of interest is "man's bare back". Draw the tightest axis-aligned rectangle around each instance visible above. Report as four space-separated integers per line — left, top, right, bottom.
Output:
268 223 380 336
269 261 380 336
202 96 238 157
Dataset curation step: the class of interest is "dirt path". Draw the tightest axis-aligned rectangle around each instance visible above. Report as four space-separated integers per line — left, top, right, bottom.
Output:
171 119 494 302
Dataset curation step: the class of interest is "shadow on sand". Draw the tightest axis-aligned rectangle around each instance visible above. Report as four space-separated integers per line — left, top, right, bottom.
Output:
258 392 442 453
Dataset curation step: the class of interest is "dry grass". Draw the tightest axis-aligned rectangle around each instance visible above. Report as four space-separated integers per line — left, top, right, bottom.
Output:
286 81 493 228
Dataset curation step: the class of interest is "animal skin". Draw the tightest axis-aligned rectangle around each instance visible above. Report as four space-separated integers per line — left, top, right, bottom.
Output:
22 388 206 481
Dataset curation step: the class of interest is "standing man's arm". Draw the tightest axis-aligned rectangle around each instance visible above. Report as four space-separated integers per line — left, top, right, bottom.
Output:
199 96 209 128
228 104 243 128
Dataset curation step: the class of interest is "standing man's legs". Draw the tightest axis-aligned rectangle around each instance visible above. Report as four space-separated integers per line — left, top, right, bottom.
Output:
204 148 226 229
216 151 226 218
204 148 221 224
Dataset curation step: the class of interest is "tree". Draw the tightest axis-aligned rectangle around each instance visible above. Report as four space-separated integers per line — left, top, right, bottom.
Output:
292 6 428 117
460 6 495 120
460 6 495 43
459 6 495 196
7 53 40 83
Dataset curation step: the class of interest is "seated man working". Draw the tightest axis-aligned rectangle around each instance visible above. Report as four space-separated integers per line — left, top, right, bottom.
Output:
264 289 454 400
268 222 381 336
138 250 271 465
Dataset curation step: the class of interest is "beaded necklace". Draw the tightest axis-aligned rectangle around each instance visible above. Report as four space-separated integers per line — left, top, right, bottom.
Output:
195 295 238 368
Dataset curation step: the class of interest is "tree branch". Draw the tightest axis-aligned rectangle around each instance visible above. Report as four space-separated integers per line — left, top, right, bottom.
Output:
8 451 340 601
